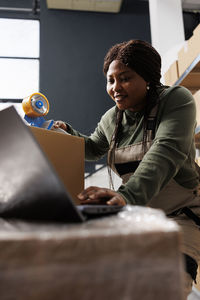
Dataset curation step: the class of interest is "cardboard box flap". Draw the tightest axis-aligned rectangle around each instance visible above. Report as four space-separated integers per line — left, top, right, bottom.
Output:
30 127 84 204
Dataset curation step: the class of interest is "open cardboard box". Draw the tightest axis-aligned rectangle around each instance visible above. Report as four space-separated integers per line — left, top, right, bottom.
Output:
30 127 84 204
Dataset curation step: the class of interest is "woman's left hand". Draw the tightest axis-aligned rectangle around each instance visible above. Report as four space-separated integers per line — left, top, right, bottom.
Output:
77 186 126 206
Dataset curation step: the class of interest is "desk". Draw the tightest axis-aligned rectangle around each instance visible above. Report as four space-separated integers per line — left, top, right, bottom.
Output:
0 206 184 300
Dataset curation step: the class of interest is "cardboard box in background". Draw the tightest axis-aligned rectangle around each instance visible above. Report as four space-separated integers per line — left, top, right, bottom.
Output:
177 41 190 77
46 0 123 13
194 90 200 151
193 89 200 292
193 23 200 38
164 60 179 86
31 127 84 204
194 89 200 127
194 267 200 292
178 24 200 77
193 90 200 127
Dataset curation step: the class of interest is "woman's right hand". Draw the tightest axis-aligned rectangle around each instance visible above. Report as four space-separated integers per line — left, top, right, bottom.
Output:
53 120 67 131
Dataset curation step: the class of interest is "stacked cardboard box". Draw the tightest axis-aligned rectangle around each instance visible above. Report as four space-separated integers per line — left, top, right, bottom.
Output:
164 60 179 86
194 268 200 292
178 24 200 77
164 24 200 90
194 90 200 128
193 90 200 293
46 0 123 13
194 90 200 154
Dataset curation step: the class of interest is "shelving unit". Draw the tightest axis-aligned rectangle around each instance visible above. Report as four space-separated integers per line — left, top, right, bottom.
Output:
46 0 123 13
173 53 200 294
174 54 200 94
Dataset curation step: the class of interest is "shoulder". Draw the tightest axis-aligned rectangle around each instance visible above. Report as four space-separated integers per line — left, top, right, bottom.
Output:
155 86 196 127
102 105 117 117
160 85 194 104
98 105 117 132
158 86 195 113
100 106 117 124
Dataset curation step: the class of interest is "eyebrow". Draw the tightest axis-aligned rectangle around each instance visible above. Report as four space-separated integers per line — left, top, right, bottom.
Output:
107 70 132 77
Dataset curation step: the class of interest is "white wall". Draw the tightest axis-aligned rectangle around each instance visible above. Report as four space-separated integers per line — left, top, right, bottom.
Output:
149 0 185 79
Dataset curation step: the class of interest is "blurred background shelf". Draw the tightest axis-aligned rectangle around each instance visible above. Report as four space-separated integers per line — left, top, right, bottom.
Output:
174 54 200 94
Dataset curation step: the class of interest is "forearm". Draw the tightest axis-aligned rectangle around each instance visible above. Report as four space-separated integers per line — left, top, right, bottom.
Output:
66 123 109 161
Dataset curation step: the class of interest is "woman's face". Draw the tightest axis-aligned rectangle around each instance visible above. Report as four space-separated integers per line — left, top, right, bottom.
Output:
106 60 148 112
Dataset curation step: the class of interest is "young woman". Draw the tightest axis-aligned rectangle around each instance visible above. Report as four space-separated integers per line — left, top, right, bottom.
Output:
54 40 200 297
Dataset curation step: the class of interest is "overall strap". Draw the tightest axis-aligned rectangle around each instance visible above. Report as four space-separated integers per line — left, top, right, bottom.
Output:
168 207 200 228
146 103 159 141
184 253 198 283
146 87 168 140
181 207 200 227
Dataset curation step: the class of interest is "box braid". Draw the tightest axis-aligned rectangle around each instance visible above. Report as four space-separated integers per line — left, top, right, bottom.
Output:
103 40 163 189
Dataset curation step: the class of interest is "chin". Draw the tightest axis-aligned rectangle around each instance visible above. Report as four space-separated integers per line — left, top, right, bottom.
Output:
116 106 124 111
116 104 127 111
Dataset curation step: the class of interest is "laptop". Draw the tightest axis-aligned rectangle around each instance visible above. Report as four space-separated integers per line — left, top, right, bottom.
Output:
0 106 123 222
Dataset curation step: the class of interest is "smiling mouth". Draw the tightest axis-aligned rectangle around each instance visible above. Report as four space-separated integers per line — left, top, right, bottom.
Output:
114 95 127 102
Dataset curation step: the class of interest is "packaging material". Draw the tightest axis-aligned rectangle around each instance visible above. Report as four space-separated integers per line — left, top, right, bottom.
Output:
0 206 184 300
164 60 179 86
30 126 84 204
178 24 200 77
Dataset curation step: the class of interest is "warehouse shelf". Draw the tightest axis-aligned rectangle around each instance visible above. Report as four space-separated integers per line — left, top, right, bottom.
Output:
174 54 200 94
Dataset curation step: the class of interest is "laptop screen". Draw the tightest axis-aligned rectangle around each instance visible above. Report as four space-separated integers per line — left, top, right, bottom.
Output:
0 106 85 222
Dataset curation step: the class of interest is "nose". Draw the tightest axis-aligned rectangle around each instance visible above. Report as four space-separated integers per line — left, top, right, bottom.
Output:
112 80 122 92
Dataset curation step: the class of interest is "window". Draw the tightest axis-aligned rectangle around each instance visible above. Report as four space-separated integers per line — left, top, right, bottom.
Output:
0 18 40 117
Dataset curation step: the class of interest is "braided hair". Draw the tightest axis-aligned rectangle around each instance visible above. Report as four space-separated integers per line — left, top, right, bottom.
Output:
103 40 162 189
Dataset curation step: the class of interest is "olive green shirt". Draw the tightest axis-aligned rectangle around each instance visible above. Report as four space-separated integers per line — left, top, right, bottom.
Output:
67 86 199 205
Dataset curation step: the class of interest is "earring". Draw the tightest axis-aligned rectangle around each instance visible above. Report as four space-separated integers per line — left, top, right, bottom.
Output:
147 85 150 90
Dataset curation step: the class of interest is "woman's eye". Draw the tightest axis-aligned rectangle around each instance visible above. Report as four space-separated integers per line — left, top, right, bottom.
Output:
107 79 114 84
121 77 130 82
